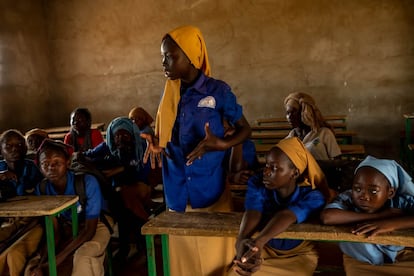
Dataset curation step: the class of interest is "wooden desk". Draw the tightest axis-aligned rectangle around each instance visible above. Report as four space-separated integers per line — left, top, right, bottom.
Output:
0 195 79 276
142 211 414 276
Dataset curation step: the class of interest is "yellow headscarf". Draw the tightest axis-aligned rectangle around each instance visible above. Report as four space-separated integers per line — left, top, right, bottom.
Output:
155 25 211 147
276 137 334 200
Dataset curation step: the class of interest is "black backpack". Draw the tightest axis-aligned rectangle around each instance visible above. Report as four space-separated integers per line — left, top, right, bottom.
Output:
39 171 114 233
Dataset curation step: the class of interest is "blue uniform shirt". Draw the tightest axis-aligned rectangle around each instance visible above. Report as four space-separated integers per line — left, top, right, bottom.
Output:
164 73 243 212
35 171 103 221
325 190 414 265
0 159 43 195
245 173 325 250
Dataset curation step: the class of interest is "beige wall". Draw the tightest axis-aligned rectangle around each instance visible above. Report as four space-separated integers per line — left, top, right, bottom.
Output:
1 0 414 159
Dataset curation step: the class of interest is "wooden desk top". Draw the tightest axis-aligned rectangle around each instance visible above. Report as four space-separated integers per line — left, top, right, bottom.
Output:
0 195 79 217
142 211 414 247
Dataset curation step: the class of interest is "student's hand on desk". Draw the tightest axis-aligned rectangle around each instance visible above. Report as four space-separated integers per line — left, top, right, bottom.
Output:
140 133 166 169
186 123 225 165
352 220 396 237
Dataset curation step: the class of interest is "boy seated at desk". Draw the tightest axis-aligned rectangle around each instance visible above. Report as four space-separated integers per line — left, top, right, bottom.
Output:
231 137 333 276
320 155 414 276
28 139 111 275
64 107 104 154
0 129 44 276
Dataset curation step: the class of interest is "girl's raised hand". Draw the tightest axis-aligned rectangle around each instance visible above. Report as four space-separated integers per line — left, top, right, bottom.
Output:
140 133 164 169
186 122 226 165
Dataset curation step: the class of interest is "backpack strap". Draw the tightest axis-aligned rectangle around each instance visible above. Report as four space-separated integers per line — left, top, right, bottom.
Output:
73 172 114 234
73 173 87 210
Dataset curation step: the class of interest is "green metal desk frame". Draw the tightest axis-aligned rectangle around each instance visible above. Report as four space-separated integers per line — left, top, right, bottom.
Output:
45 202 79 276
145 234 170 276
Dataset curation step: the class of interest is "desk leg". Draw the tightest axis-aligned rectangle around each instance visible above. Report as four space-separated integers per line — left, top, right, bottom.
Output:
44 215 57 276
161 234 170 276
145 235 157 276
71 204 79 237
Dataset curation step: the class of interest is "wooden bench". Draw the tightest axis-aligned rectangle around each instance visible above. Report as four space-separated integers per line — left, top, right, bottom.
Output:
255 143 365 157
251 130 357 145
45 123 105 140
251 122 347 132
255 115 347 126
142 211 414 276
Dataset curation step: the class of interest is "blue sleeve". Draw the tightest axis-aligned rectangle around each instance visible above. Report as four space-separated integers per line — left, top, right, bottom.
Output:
243 140 259 169
288 189 325 223
141 125 154 135
324 190 354 210
222 86 243 126
244 174 265 212
83 142 110 159
83 174 103 219
390 194 414 214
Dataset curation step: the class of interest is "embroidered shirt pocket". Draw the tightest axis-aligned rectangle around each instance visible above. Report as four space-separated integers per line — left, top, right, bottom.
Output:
197 96 216 109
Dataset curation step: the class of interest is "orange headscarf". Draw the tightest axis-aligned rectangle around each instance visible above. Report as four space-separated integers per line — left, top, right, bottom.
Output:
155 25 211 147
276 137 334 200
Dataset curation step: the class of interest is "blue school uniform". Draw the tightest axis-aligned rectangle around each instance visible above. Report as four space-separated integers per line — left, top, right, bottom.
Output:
0 159 43 195
163 72 243 212
245 173 325 250
325 190 414 265
35 171 103 221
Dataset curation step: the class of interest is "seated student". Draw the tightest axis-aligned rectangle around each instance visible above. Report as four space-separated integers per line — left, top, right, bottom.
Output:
25 128 49 161
231 137 332 276
28 139 111 275
128 106 154 134
284 92 341 160
64 107 104 154
320 155 414 276
128 107 162 188
0 129 44 276
81 117 158 260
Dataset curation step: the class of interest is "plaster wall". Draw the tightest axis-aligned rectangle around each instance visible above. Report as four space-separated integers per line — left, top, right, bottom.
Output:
1 0 414 159
0 0 52 131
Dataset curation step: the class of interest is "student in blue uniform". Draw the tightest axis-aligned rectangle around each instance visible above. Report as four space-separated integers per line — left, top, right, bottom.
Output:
321 155 414 276
29 139 111 275
142 25 251 275
231 137 331 276
0 129 44 276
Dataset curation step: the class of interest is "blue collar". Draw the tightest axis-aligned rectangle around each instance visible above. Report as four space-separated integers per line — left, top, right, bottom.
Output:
183 71 209 95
